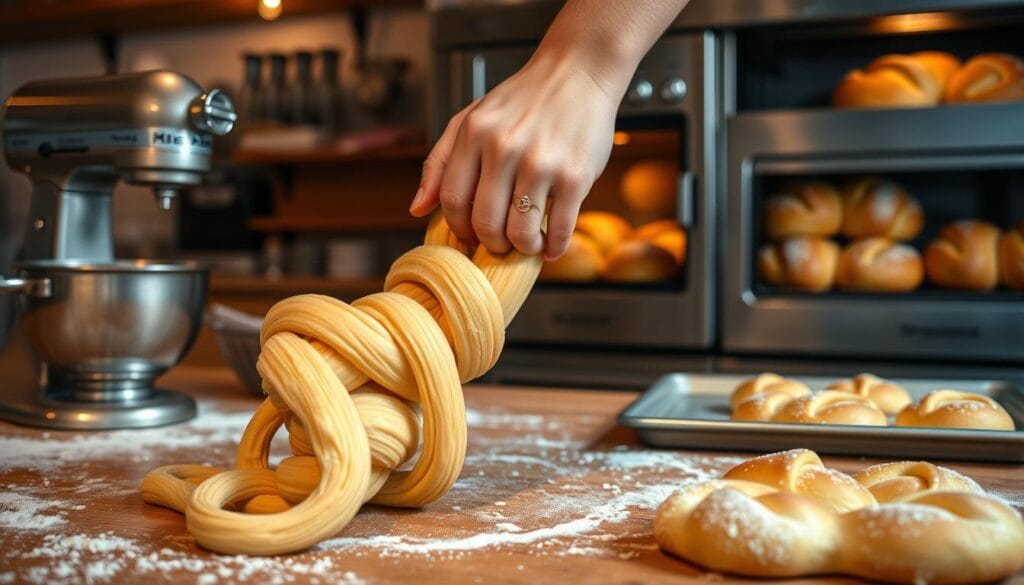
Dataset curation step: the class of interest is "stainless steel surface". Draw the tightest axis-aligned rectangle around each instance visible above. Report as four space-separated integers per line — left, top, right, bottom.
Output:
723 104 1024 361
620 373 1024 462
442 33 718 350
0 71 231 429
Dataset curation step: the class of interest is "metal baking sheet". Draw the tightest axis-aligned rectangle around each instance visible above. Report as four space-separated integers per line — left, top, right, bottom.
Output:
618 373 1024 462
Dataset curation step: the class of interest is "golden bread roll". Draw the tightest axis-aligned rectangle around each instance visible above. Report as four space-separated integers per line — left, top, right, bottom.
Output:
538 232 604 282
758 237 839 292
730 372 811 410
574 211 632 256
924 220 1001 290
833 51 961 108
631 220 687 265
602 239 678 282
824 373 912 415
771 391 888 426
840 177 924 241
723 449 876 513
655 448 1024 584
896 389 1015 431
853 460 983 504
763 181 842 239
835 238 924 292
945 53 1024 103
1000 221 1024 289
620 159 677 215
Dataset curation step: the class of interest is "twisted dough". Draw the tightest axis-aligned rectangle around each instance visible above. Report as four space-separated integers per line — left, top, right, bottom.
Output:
824 373 912 415
142 215 542 555
733 390 887 426
655 449 1024 584
896 389 1015 431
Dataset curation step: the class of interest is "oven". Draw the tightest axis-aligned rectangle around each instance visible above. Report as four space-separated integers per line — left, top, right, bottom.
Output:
719 4 1024 365
432 12 719 360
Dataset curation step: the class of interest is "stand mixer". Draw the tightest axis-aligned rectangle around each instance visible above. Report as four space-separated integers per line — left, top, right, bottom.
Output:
0 71 234 429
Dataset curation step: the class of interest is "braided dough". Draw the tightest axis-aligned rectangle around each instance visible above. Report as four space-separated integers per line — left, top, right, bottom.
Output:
896 390 1016 431
142 215 542 555
731 373 886 426
655 449 1024 584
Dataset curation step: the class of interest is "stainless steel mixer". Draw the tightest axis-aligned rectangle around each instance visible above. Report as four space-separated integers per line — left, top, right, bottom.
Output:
0 71 234 429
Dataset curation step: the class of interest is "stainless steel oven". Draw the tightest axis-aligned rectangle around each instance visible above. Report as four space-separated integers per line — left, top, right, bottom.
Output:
432 12 719 355
720 3 1024 364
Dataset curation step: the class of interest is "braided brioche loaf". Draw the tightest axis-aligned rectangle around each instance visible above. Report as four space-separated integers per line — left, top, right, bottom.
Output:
655 449 1024 584
142 214 542 555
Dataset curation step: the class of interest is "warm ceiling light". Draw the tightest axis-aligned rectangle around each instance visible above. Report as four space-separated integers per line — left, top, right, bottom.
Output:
872 11 960 34
259 0 282 21
613 131 631 146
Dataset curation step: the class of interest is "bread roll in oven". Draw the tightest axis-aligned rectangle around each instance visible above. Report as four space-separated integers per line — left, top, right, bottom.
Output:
538 232 604 282
631 220 687 265
759 237 839 292
835 237 924 293
575 211 632 256
1000 221 1024 289
833 51 961 108
840 177 924 241
924 220 1001 290
945 53 1024 103
763 181 842 240
602 239 678 283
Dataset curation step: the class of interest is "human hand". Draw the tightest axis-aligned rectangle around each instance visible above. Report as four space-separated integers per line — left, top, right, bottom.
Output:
410 53 620 259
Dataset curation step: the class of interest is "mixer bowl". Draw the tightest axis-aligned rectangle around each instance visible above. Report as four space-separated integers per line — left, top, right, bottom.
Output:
12 260 208 401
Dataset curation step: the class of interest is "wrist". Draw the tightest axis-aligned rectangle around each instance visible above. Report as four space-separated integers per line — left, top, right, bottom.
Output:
532 15 642 101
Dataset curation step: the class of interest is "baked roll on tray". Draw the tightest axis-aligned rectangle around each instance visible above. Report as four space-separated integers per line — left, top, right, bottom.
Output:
655 448 1024 584
833 51 961 108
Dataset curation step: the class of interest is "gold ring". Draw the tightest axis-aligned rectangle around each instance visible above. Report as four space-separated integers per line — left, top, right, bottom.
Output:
513 195 538 214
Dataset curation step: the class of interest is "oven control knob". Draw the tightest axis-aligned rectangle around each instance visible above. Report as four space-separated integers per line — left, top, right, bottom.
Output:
627 79 654 104
660 77 687 103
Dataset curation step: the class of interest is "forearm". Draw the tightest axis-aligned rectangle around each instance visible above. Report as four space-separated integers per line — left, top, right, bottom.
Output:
534 0 691 99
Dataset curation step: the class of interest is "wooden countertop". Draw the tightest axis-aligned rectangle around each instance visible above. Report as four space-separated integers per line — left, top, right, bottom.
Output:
1 367 1021 585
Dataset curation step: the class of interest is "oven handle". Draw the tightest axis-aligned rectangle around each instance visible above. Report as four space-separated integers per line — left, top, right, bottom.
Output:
678 171 696 228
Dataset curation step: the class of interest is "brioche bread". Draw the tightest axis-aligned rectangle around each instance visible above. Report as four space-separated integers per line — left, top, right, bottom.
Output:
840 177 924 241
824 373 912 415
999 221 1024 289
538 232 604 282
763 181 842 240
602 239 678 282
835 238 924 292
834 51 960 108
621 159 677 216
945 53 1024 103
631 219 687 265
574 211 632 256
758 237 839 292
924 220 1001 290
896 389 1015 431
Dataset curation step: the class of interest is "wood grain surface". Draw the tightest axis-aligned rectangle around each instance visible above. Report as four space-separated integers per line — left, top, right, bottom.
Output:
1 367 1021 585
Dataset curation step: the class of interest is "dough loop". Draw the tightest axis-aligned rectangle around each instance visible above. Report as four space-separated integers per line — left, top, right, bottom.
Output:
142 215 541 555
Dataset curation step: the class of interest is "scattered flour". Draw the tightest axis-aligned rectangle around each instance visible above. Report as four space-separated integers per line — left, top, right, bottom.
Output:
0 490 70 530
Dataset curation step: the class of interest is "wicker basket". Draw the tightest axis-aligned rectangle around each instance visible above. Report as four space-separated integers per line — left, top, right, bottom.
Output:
208 304 264 396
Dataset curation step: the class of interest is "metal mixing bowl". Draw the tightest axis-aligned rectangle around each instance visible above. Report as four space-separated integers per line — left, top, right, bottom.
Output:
10 260 208 401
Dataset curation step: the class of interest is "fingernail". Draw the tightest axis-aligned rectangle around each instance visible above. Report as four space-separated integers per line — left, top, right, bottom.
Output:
409 187 424 212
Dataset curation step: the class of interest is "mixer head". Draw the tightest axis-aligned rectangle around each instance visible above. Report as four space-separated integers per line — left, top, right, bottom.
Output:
2 70 236 210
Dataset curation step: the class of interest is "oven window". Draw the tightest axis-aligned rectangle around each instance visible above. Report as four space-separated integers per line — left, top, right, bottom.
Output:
538 126 686 289
752 167 1024 298
735 11 1024 112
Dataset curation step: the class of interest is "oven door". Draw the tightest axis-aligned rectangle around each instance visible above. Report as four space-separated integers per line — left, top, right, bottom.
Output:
724 104 1024 362
447 32 718 349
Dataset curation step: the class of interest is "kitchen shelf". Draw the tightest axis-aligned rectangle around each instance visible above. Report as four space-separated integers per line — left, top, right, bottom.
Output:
210 274 384 296
0 0 422 46
232 142 427 165
249 215 426 232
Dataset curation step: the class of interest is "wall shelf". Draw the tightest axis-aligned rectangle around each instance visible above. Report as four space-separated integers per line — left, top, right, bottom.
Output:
0 0 422 46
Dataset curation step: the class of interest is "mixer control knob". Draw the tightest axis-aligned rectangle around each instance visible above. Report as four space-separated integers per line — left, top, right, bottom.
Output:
189 89 236 136
627 79 654 105
660 77 687 103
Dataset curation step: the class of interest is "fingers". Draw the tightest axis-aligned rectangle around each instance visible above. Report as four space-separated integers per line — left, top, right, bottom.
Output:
410 105 474 218
505 157 552 256
438 114 485 243
470 121 531 254
544 165 592 260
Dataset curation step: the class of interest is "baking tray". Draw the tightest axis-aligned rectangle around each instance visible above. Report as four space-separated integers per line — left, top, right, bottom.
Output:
619 373 1024 462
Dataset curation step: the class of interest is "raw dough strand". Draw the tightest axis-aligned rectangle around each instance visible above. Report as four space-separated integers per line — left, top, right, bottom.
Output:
142 214 543 555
